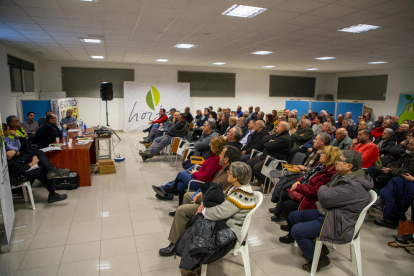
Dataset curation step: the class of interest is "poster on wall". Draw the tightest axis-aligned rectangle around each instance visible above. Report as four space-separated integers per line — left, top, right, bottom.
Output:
124 82 190 132
0 112 15 246
396 94 414 125
50 97 79 125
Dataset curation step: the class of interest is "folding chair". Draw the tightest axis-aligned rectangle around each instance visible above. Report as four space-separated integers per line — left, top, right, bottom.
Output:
200 192 264 276
260 156 287 196
174 139 188 167
11 176 35 210
269 152 306 184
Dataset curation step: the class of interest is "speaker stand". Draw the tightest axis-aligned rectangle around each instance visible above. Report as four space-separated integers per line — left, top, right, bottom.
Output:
105 100 121 141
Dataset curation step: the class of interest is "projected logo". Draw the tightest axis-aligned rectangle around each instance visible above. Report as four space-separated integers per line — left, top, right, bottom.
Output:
146 86 161 111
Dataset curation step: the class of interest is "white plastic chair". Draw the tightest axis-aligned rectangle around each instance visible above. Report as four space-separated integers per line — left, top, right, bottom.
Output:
174 139 189 167
12 180 35 210
260 156 287 196
310 190 377 276
200 191 264 276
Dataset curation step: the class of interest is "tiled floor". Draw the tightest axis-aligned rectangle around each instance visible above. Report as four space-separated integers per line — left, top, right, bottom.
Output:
2 132 413 276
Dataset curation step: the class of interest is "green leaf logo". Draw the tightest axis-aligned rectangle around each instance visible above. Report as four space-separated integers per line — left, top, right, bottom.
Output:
146 86 161 110
405 95 413 102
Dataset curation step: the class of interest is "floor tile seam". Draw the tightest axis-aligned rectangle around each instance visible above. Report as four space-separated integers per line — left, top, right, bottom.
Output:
60 242 101 265
16 263 58 272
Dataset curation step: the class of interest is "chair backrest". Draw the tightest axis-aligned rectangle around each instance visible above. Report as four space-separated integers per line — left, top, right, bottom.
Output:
188 123 193 131
186 131 193 142
250 149 262 159
240 191 264 243
176 140 188 155
291 152 307 165
171 138 181 154
260 156 285 178
352 190 377 239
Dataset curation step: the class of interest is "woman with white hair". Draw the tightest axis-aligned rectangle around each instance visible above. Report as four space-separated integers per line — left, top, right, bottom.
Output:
374 128 396 155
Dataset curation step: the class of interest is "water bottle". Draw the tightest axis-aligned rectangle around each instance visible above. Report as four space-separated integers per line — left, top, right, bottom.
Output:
84 123 87 132
62 128 68 145
79 119 84 132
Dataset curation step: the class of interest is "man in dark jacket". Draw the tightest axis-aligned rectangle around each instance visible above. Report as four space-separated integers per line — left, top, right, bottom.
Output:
237 117 248 136
30 114 66 149
394 124 409 144
290 150 373 272
139 113 188 161
246 121 291 188
239 120 268 162
226 126 243 150
342 119 357 139
218 114 229 135
291 119 314 149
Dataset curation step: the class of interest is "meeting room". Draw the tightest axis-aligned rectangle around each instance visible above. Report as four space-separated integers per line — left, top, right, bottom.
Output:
0 1 414 276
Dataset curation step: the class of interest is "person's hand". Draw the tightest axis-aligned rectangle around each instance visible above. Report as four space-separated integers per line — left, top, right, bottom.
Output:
196 203 205 214
10 130 19 138
159 123 163 128
242 151 246 155
148 122 152 125
30 156 39 165
307 148 313 152
269 140 274 142
300 134 304 136
402 173 414 182
193 192 202 203
291 182 300 190
381 167 390 174
295 165 305 171
352 138 359 144
62 124 67 129
6 150 16 160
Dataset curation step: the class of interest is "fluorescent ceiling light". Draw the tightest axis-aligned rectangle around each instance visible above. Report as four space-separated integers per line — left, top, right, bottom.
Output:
79 0 100 2
338 24 381 33
306 68 319 71
263 66 275 68
251 51 273 55
315 57 335 60
222 4 267 18
80 38 101 43
174 44 197 49
213 62 226 65
91 55 104 59
156 59 169 62
368 61 388 64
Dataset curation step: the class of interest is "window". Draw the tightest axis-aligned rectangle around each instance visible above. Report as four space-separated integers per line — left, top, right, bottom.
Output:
62 67 134 98
337 75 387 100
8 55 35 93
269 75 316 97
178 71 236 97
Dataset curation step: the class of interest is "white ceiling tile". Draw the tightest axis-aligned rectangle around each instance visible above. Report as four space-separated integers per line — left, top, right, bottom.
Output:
0 4 26 16
252 8 300 23
6 22 43 30
21 6 67 19
285 14 331 26
56 0 101 12
140 6 182 18
102 3 143 15
275 0 329 13
307 4 358 18
32 17 71 26
70 19 104 28
136 16 174 32
334 0 390 9
14 0 61 9
64 10 103 21
0 15 35 24
368 0 414 14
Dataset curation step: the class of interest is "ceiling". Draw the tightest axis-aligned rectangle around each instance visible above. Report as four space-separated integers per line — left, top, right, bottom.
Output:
1 0 414 72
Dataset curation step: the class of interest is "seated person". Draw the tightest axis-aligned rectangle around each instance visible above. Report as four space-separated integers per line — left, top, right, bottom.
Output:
342 119 357 139
191 108 211 138
349 129 379 168
239 120 255 148
184 106 193 123
374 173 414 229
192 109 202 127
311 116 322 135
218 114 229 135
142 108 168 133
264 113 275 131
139 113 188 161
367 138 414 189
372 119 391 139
374 128 396 155
237 117 247 136
353 119 367 139
395 124 410 144
21 112 39 138
182 121 219 170
270 133 331 221
179 162 256 276
247 122 291 192
60 109 77 128
140 108 176 144
38 110 53 127
158 145 241 256
225 126 243 150
7 115 27 139
330 128 353 151
3 124 69 203
290 150 373 272
397 130 413 150
291 119 314 149
278 146 340 244
154 136 227 204
31 114 66 149
223 116 237 136
239 120 268 162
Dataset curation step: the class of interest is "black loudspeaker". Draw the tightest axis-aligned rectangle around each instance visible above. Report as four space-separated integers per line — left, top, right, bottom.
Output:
100 82 113 101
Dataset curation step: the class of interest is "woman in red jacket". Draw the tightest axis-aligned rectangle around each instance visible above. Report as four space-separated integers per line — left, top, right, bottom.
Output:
163 136 227 205
279 146 341 244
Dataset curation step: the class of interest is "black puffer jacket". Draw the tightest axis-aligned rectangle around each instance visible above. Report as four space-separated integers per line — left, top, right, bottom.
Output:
175 182 237 270
261 130 291 160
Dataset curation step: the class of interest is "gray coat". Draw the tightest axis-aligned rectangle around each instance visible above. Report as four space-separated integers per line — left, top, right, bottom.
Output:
317 170 373 244
194 130 219 160
291 127 314 149
330 136 353 151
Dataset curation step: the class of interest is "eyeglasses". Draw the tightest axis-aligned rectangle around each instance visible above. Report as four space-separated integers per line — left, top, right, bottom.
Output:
336 159 348 164
226 171 233 176
321 152 326 155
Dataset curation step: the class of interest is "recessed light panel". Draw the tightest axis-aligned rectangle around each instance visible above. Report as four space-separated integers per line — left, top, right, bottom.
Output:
338 24 381 33
251 51 273 55
213 62 226 65
222 4 267 18
79 0 100 2
263 66 275 68
156 59 169 62
174 44 197 49
80 38 101 43
315 57 335 60
368 61 388 64
306 68 319 71
91 56 104 59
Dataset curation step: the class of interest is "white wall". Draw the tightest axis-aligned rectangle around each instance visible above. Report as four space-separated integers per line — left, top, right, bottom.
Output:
0 44 40 123
39 60 330 130
332 68 414 120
